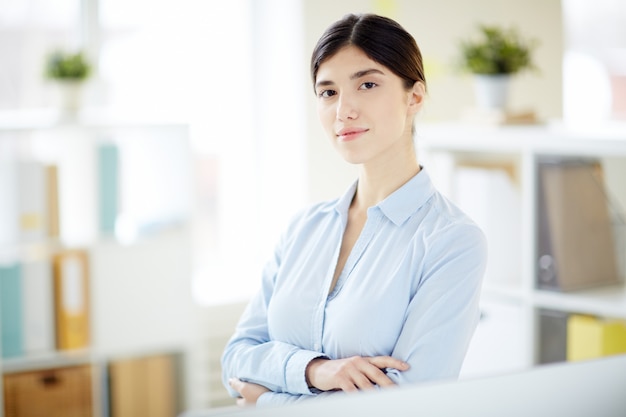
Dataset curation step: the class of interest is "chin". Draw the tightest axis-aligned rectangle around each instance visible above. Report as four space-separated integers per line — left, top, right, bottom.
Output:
339 154 367 166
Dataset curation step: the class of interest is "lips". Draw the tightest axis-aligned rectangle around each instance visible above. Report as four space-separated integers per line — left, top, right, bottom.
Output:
336 127 368 141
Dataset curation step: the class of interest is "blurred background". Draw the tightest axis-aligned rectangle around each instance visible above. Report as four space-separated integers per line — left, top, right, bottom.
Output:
1 0 626 415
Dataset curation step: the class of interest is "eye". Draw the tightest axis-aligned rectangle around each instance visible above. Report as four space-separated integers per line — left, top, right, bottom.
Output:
318 89 337 98
359 82 377 90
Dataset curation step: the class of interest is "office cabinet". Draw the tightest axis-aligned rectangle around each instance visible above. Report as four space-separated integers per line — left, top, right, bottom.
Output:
418 123 626 371
0 109 193 416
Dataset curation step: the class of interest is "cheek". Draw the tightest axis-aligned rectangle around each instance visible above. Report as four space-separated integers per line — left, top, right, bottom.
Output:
379 101 410 130
317 105 336 135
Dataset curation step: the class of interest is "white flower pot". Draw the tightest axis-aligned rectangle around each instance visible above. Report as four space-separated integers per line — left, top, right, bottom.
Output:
56 81 84 120
473 74 511 110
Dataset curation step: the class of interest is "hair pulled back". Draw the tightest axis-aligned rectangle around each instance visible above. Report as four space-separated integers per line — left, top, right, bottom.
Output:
311 13 426 92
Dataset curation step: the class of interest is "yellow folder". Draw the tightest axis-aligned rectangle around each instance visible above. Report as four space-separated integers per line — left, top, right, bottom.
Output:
567 314 626 361
53 250 90 350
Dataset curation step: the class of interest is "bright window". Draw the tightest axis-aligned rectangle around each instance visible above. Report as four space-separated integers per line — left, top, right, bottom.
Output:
562 0 626 124
99 0 306 305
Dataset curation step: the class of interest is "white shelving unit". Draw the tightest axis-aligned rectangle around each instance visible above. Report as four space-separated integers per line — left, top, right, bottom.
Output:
0 108 195 417
417 122 626 375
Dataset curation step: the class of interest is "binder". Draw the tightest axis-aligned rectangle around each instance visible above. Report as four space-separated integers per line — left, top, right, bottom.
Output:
22 259 55 354
17 160 48 241
536 159 620 291
0 263 24 358
0 160 58 244
52 250 90 350
98 143 120 234
538 309 569 364
567 314 626 361
0 158 19 244
453 164 521 286
46 164 60 238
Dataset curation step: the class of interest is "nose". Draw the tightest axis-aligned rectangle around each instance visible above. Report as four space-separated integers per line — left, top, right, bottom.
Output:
336 92 358 121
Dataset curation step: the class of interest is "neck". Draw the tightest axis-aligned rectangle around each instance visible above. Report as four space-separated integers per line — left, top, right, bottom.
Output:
352 141 420 210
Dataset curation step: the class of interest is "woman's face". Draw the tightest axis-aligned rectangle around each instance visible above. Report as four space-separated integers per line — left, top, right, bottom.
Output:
314 45 424 166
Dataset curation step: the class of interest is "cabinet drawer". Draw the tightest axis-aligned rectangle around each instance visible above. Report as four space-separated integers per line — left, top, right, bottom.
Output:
3 365 93 417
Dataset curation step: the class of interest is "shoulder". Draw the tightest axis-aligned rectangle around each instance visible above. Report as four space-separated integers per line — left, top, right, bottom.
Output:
421 191 488 259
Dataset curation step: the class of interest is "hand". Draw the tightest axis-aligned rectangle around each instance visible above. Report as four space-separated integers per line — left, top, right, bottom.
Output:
228 378 270 407
305 356 409 393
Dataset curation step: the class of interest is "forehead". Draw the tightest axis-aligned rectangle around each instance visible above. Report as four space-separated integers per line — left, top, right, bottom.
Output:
316 45 387 80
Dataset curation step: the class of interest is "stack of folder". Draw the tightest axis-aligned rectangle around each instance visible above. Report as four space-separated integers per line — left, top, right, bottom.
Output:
0 249 90 359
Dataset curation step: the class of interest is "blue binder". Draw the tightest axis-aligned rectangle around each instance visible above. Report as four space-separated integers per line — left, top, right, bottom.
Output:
98 143 120 234
0 263 23 358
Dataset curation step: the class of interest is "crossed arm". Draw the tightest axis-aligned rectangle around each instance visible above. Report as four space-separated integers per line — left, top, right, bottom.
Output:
229 355 410 406
224 222 487 407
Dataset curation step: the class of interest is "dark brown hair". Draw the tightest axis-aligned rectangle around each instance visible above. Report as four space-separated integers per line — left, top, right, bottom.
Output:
311 13 426 92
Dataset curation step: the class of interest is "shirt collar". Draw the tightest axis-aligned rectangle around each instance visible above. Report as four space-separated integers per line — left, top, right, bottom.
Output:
335 167 436 226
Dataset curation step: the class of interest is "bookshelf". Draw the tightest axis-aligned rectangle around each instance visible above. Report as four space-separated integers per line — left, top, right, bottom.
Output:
0 109 194 417
417 122 626 374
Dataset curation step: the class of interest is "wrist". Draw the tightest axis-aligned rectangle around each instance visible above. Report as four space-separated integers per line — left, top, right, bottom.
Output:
305 357 328 389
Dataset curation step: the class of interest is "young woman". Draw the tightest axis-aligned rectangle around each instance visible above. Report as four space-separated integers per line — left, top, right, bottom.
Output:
222 13 487 408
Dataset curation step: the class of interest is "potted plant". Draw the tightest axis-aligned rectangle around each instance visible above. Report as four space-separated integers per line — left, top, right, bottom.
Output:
45 50 92 117
459 25 537 110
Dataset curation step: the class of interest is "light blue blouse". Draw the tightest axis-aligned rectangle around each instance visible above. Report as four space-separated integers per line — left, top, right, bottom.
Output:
221 168 487 407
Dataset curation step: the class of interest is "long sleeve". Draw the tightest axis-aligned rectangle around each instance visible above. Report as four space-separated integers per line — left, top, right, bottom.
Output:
385 221 487 384
256 390 340 407
220 169 488 408
220 235 327 399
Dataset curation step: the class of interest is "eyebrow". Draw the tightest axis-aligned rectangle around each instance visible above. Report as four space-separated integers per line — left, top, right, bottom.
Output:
315 68 386 89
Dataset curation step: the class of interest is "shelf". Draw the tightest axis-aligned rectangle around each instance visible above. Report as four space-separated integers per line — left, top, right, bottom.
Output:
1 349 94 374
417 122 626 157
1 343 187 375
415 122 626 370
0 107 190 132
481 281 529 303
533 285 626 319
0 115 195 417
0 238 63 262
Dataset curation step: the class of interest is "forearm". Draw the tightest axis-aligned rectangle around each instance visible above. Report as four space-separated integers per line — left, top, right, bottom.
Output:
221 337 326 396
387 247 484 385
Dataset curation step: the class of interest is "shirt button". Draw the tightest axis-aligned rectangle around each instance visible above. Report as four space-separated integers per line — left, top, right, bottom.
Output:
313 343 320 351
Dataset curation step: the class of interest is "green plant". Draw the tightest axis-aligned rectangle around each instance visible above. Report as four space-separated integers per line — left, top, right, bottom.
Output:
459 25 538 75
45 50 91 81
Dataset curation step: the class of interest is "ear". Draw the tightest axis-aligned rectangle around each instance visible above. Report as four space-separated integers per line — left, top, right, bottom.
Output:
407 81 426 115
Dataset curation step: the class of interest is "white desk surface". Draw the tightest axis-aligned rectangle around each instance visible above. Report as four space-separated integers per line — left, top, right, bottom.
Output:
183 354 626 417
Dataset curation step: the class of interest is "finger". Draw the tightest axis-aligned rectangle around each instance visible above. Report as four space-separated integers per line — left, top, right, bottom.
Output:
361 366 395 387
348 368 377 391
339 381 359 393
229 377 244 393
368 356 410 371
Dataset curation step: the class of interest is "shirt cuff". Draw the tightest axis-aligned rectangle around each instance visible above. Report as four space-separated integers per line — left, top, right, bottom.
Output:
285 349 328 395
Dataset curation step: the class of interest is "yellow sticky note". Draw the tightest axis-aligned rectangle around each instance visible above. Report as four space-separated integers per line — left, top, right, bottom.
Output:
373 0 396 18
